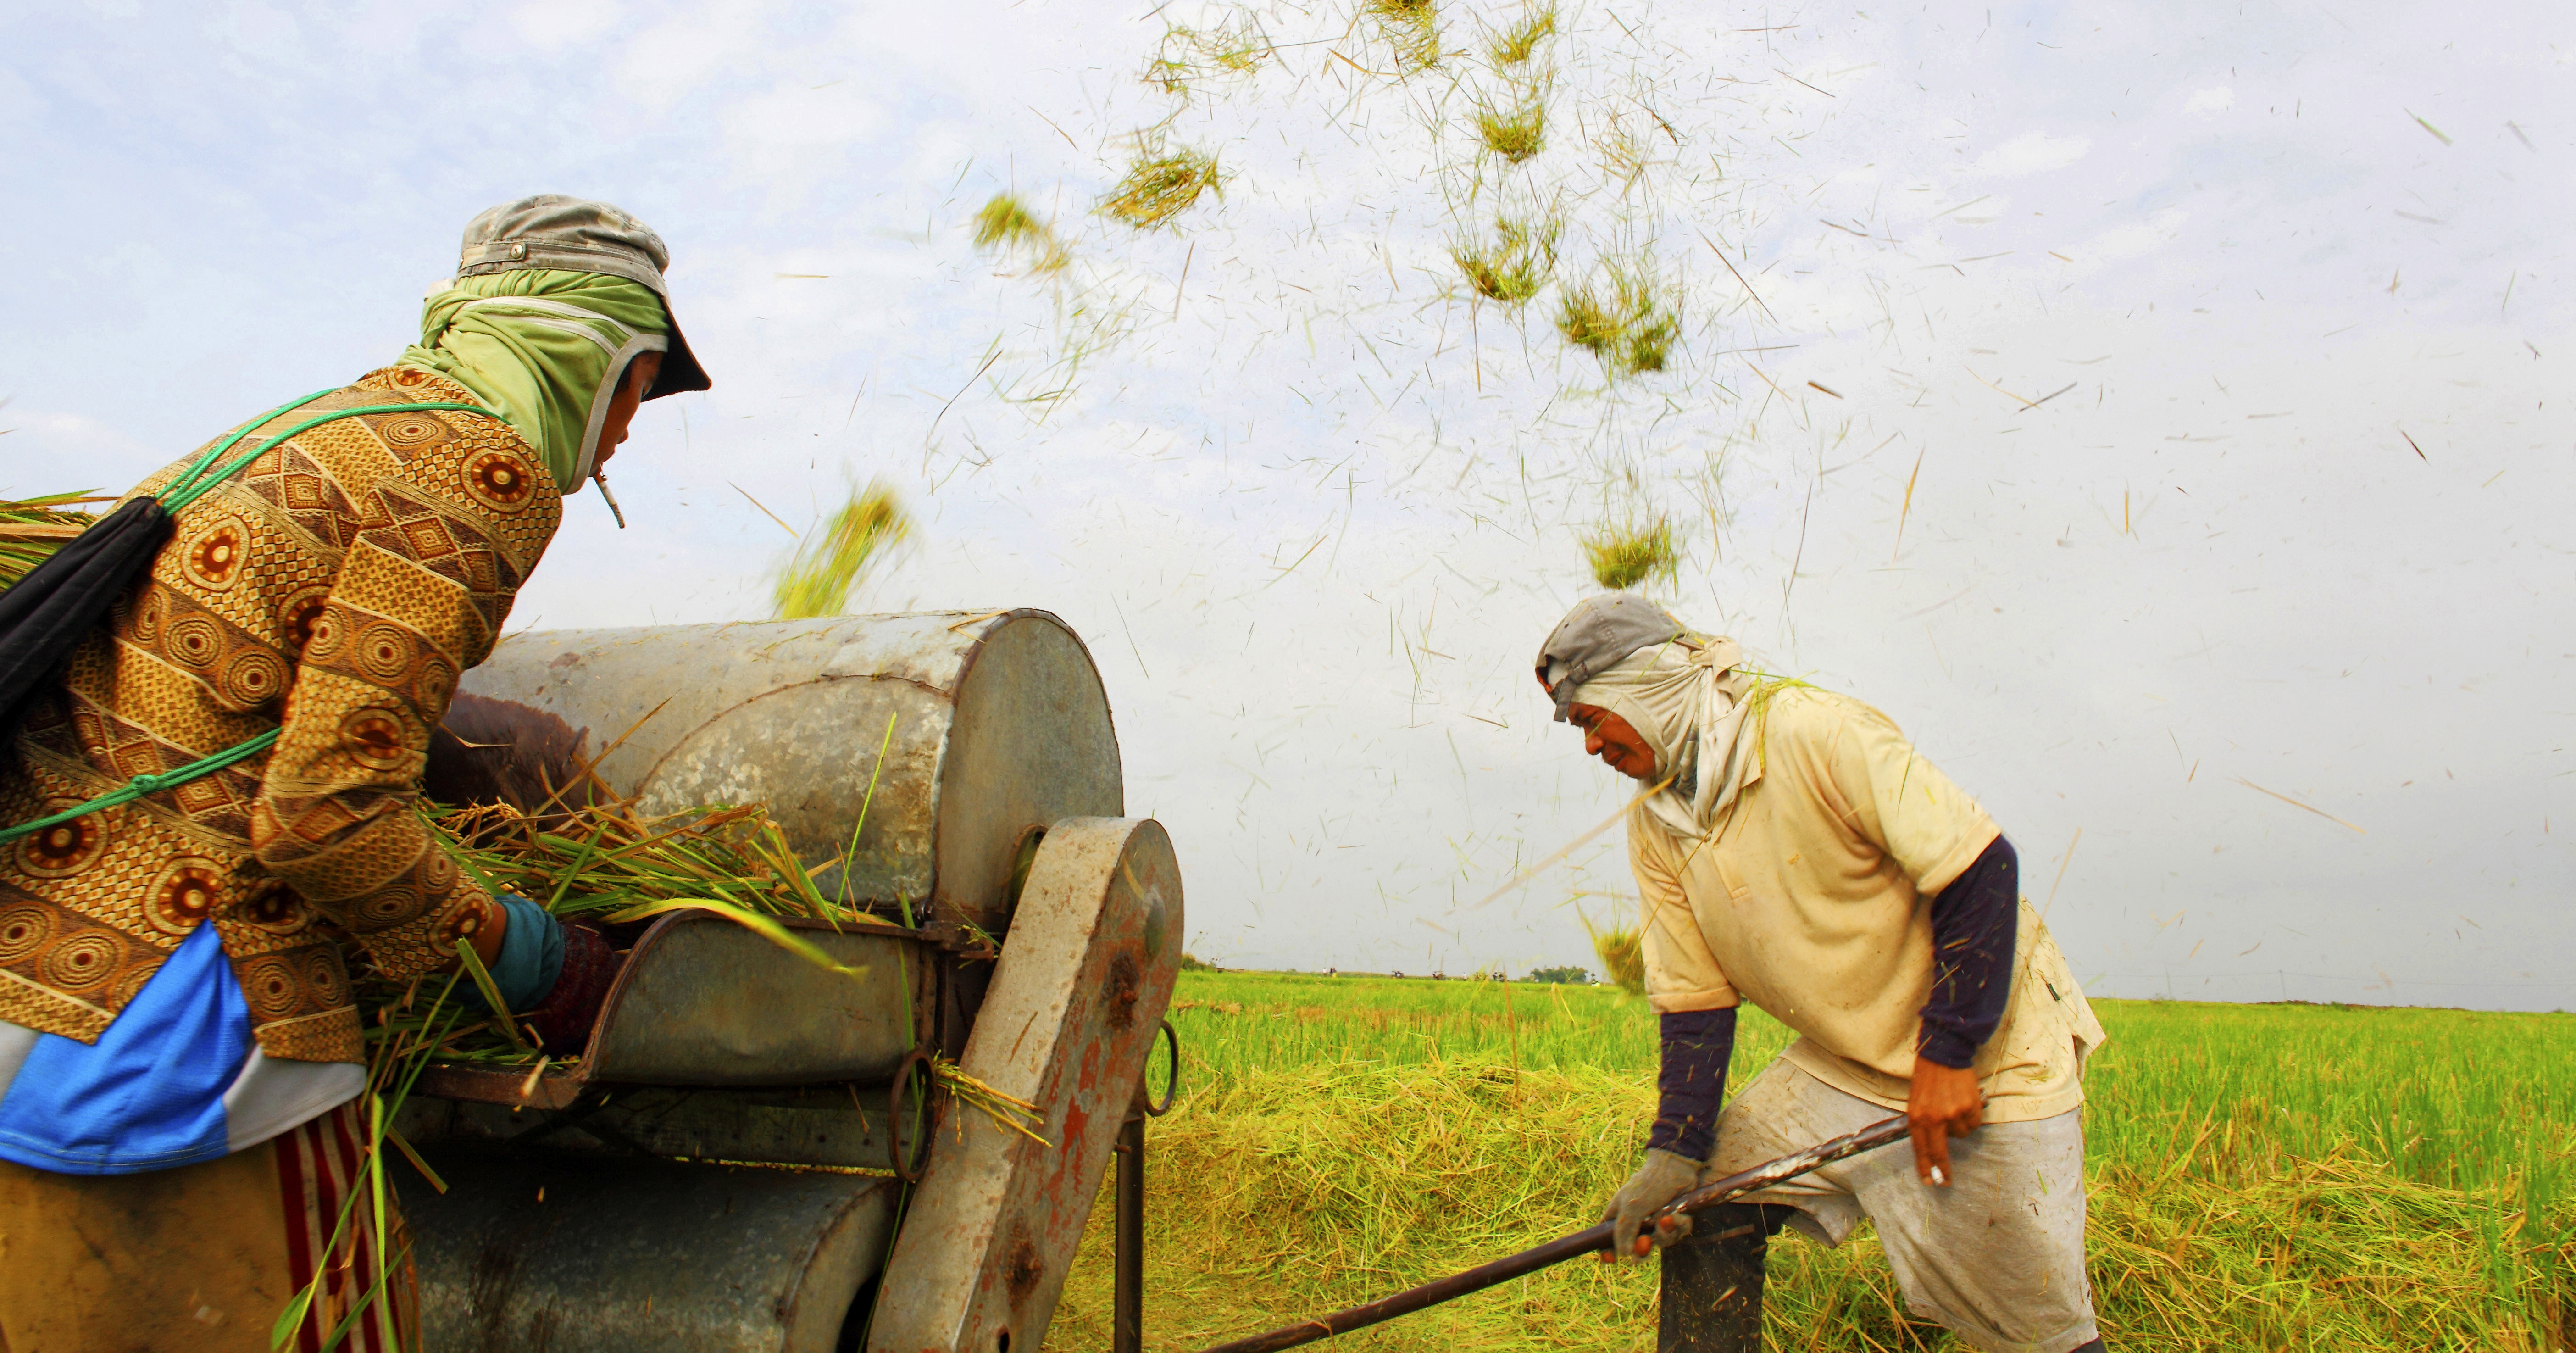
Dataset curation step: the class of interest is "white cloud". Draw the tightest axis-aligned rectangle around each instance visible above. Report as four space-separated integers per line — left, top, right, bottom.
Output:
1972 131 2092 177
511 0 618 49
2184 86 2234 117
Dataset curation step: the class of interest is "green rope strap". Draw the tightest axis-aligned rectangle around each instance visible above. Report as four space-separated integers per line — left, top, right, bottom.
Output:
1 396 500 847
0 729 281 847
158 396 493 517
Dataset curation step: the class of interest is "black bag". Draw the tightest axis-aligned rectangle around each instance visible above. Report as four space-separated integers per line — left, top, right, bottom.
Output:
0 496 172 731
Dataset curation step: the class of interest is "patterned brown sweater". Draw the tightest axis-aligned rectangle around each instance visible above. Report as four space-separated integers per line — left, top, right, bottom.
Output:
0 368 561 1063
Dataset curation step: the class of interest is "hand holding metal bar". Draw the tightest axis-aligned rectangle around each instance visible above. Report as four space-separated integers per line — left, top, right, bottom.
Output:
1196 1114 1910 1353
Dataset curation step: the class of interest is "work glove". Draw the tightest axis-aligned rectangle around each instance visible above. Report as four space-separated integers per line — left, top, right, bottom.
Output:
1602 1147 1702 1261
522 922 625 1056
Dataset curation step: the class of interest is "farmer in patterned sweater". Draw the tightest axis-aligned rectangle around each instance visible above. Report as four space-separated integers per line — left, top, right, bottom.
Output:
0 196 709 1351
1538 594 2109 1353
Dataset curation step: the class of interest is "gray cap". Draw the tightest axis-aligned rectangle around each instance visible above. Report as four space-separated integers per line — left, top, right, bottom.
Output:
1534 593 1688 722
456 195 711 400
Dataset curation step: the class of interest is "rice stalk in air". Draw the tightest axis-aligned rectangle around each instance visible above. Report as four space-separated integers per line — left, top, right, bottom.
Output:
1556 255 1680 376
770 480 914 620
1145 14 1269 94
1450 212 1559 304
971 194 1070 275
1099 143 1226 230
1579 910 1645 995
1364 0 1440 72
1473 84 1548 163
1582 517 1679 591
1488 2 1556 64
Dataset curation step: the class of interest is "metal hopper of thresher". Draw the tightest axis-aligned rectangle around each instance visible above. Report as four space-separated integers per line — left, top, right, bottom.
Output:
392 610 1181 1353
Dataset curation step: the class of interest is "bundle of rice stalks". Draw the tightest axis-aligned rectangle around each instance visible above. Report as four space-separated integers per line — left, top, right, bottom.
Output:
1473 88 1547 163
1364 0 1440 72
770 479 913 620
0 492 104 592
1579 910 1644 995
1488 3 1557 65
1145 15 1267 94
1555 258 1680 376
971 194 1070 275
1099 144 1226 230
1451 213 1559 304
1581 518 1679 590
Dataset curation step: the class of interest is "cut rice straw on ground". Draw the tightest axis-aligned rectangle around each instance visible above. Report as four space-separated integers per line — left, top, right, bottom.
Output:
1047 974 2574 1351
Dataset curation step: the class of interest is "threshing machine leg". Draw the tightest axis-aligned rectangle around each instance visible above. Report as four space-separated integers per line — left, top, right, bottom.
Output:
1657 1203 1789 1353
1114 1108 1147 1353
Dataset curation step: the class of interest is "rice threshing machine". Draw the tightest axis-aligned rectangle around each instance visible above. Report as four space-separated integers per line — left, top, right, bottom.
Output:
392 611 1183 1353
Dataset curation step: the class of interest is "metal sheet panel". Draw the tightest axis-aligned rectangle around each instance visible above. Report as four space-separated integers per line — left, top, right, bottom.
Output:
417 910 937 1102
404 1151 897 1353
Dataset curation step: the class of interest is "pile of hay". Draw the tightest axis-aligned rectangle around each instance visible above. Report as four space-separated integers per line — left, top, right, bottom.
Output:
1052 1062 2568 1351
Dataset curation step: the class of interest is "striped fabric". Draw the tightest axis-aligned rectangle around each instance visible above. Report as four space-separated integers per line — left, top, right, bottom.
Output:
273 1097 417 1353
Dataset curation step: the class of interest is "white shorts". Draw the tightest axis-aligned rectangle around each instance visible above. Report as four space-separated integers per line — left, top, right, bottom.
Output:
1704 1058 2100 1353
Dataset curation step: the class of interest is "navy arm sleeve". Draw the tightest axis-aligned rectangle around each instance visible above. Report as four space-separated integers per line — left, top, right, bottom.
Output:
1646 1008 1736 1161
1916 834 2018 1069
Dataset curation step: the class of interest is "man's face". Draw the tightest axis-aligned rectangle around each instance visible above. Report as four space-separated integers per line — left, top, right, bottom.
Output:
591 351 664 472
1568 702 1657 781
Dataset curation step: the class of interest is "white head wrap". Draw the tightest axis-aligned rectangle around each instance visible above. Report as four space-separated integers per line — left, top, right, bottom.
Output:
1569 634 1758 838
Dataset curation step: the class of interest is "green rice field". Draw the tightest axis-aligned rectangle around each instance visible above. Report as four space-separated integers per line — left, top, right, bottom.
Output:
1050 969 2574 1351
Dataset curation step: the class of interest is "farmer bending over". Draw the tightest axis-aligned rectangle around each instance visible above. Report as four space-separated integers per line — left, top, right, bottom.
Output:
1538 594 2108 1353
0 196 709 1349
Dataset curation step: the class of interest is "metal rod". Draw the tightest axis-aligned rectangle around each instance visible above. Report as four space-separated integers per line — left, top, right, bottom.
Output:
1194 1114 1910 1353
1115 1108 1147 1353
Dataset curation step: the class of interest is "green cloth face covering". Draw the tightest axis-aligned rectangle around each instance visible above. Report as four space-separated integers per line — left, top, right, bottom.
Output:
396 269 670 492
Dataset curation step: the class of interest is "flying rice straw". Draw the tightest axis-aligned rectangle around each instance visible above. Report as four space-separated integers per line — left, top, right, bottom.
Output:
2232 777 2367 834
1456 774 1674 913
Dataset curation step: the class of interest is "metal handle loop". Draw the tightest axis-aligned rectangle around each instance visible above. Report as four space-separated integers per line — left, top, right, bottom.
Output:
887 1049 936 1182
1142 1018 1180 1117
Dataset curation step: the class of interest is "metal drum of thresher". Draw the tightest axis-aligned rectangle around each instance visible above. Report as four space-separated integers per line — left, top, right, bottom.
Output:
392 610 1183 1353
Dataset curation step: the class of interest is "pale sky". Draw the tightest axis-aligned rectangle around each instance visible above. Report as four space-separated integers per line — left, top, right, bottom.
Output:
4 1 2569 1009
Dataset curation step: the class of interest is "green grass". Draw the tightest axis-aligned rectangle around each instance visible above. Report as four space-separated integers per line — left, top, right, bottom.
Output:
1049 970 2575 1350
